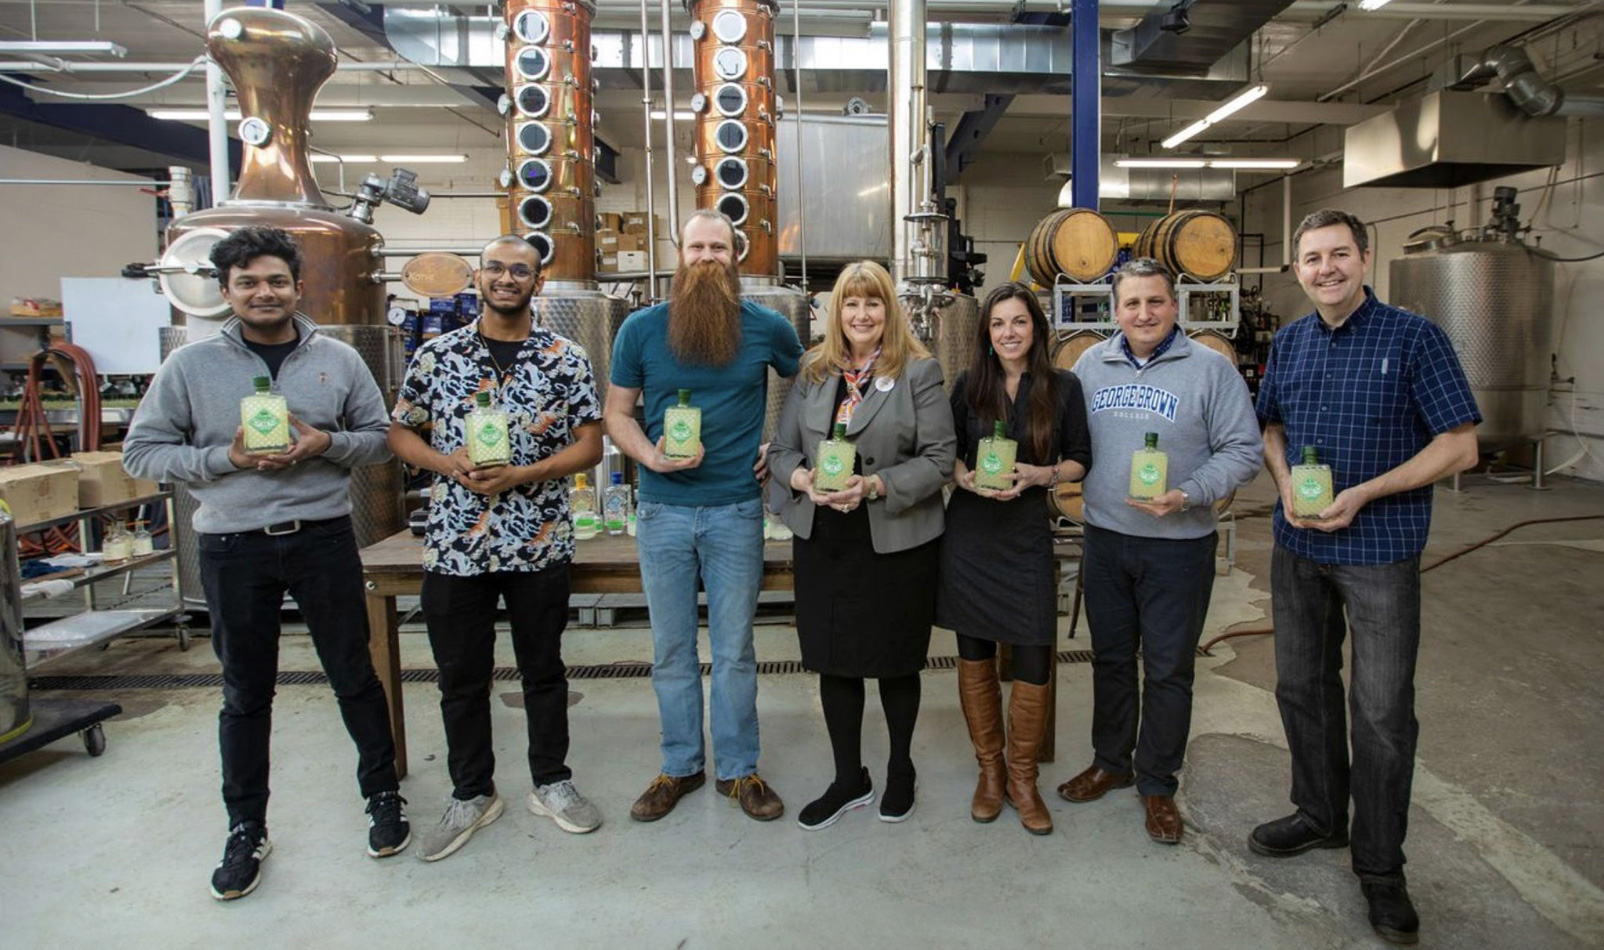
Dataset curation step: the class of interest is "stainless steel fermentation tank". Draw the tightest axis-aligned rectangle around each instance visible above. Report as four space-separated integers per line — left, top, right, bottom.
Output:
156 7 406 607
1391 228 1554 450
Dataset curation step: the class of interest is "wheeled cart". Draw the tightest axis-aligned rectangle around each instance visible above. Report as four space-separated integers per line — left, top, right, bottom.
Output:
0 696 122 764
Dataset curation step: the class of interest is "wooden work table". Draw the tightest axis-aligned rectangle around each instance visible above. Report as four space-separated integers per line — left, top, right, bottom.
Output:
360 528 795 778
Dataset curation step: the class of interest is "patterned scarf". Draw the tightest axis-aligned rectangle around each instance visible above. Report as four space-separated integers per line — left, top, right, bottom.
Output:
835 347 881 429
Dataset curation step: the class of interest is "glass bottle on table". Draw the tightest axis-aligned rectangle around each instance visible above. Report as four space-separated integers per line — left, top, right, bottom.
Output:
570 473 599 540
240 375 289 456
603 471 630 536
974 420 1018 492
131 520 154 557
1290 445 1334 519
814 422 856 493
465 391 511 468
102 521 133 564
662 389 701 459
1128 431 1168 500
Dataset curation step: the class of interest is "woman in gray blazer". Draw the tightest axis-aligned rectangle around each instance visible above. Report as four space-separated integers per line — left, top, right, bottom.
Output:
767 259 956 831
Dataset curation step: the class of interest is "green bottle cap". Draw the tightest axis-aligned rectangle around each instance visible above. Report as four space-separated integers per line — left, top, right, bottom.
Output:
252 375 271 393
677 389 692 406
1144 432 1159 449
832 422 847 439
475 391 491 407
993 420 1007 438
1301 445 1319 464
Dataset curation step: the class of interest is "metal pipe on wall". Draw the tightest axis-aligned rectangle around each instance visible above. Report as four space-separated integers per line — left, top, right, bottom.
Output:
791 0 807 287
659 0 681 246
639 0 661 296
203 0 228 203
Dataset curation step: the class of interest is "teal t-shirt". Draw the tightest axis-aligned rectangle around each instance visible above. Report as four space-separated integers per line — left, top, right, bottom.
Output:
610 299 803 506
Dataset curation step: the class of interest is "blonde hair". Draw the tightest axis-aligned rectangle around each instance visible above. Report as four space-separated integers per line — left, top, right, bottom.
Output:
801 260 931 385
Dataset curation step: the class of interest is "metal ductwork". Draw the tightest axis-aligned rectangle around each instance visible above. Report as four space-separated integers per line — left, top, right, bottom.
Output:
1046 155 1237 203
1452 44 1604 118
1343 91 1566 189
1111 0 1297 74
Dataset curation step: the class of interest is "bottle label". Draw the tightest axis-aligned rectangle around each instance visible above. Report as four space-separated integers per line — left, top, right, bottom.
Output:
821 454 845 477
1137 463 1161 486
980 452 1004 476
669 419 692 442
247 408 280 436
1297 477 1323 500
475 422 504 447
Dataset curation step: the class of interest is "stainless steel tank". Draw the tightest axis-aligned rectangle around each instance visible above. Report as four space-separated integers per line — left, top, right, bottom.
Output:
929 293 981 391
533 283 631 397
160 325 404 609
0 511 29 745
743 280 812 438
1390 234 1553 448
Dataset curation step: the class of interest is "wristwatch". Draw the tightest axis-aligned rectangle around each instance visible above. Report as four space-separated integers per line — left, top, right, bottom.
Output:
866 477 881 501
1178 489 1192 511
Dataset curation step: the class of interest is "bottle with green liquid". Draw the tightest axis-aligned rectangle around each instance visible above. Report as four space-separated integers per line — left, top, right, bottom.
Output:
1128 431 1168 500
240 375 289 456
466 392 511 468
662 389 702 458
1290 445 1334 519
570 473 599 540
814 422 856 493
974 420 1018 491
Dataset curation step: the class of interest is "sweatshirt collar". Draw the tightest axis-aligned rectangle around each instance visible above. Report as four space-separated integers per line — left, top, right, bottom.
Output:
220 312 320 349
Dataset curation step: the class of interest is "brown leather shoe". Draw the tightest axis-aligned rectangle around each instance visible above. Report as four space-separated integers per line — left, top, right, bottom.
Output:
1003 680 1053 835
957 658 1006 823
629 772 705 822
1057 764 1134 803
715 773 785 821
1143 794 1183 844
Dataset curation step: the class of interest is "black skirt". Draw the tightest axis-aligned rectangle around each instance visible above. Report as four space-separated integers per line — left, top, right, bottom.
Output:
936 484 1057 646
793 504 939 678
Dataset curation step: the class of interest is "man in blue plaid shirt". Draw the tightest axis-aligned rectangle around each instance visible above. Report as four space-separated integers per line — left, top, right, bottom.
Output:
1251 209 1481 946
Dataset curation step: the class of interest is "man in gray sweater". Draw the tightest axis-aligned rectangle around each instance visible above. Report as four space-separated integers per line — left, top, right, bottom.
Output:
1062 257 1262 844
123 226 406 901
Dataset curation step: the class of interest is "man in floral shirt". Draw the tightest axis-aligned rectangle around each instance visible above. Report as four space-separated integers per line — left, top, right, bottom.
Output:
388 235 603 861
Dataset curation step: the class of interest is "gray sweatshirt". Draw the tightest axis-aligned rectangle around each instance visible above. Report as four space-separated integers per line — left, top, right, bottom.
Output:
1072 330 1262 540
123 314 392 533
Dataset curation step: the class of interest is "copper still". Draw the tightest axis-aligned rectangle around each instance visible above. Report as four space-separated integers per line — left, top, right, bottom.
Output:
501 0 599 282
686 0 782 280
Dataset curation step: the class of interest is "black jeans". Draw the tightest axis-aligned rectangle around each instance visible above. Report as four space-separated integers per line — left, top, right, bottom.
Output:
1271 546 1421 878
1082 524 1218 796
420 565 573 799
199 516 398 829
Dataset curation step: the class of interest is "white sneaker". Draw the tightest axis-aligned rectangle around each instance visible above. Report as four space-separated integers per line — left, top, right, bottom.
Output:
416 793 504 862
528 779 603 834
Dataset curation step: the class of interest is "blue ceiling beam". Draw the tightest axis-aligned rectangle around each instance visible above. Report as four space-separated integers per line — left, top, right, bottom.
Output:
0 78 242 172
943 93 1014 187
1071 0 1100 209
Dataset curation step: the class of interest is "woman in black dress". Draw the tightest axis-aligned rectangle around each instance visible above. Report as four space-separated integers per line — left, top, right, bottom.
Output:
937 282 1092 835
768 260 956 830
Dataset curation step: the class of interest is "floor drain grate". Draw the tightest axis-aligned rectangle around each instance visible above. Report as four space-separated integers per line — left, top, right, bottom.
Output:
29 647 1203 691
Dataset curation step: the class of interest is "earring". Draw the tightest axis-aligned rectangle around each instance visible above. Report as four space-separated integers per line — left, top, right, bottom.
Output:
987 343 995 355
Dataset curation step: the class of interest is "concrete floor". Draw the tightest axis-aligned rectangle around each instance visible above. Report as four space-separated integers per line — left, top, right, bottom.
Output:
4 471 1602 949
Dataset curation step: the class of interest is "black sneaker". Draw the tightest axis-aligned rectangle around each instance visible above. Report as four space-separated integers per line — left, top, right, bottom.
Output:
879 766 917 823
1248 812 1349 857
796 768 874 831
1361 877 1420 945
366 791 411 858
210 822 271 901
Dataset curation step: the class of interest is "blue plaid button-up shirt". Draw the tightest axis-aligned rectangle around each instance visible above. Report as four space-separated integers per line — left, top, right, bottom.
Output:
1256 288 1480 565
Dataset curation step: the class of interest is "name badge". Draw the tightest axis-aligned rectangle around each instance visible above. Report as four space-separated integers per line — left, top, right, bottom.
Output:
875 376 894 393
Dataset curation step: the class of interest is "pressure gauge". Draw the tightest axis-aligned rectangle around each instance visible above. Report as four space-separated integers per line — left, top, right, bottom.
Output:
237 116 271 147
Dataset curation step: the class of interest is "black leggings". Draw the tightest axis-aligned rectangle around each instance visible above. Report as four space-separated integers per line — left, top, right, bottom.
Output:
818 672 921 783
956 633 1052 686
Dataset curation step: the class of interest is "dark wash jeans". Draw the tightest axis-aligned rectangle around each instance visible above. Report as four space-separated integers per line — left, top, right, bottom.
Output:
420 565 573 800
1271 545 1421 879
199 516 398 829
1082 524 1219 795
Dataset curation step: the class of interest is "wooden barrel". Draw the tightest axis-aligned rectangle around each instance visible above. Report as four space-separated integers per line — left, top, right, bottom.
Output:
1048 480 1084 523
1026 209 1118 285
1132 210 1237 281
1188 329 1238 364
1052 329 1106 372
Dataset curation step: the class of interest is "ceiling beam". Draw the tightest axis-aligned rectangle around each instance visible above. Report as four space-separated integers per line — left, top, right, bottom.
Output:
0 78 241 171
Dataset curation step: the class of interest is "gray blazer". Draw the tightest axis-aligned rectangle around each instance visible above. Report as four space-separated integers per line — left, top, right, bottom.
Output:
768 355 956 554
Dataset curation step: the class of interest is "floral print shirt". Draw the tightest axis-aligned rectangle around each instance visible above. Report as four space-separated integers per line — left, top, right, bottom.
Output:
393 321 601 575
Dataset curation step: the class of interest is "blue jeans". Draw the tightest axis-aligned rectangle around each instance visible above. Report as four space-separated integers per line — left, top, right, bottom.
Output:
1082 525 1219 796
635 497 765 781
1271 546 1421 879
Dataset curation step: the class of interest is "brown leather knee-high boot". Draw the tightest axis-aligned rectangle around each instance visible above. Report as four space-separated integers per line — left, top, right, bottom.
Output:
1005 679 1053 835
957 658 1006 823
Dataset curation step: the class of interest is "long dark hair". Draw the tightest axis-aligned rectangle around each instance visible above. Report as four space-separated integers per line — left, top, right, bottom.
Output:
965 282 1058 463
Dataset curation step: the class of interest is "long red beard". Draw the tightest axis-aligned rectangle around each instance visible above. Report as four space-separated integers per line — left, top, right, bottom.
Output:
668 259 743 366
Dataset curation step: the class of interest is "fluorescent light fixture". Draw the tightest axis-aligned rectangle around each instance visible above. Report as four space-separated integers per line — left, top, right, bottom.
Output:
0 40 126 57
1115 157 1303 170
1357 0 1395 9
147 108 374 122
1115 158 1207 169
379 154 468 164
1163 84 1270 149
1209 158 1302 169
649 110 697 121
311 154 378 164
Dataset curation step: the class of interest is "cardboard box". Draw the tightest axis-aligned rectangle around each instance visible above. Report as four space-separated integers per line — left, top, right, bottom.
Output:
597 254 619 272
9 297 63 317
622 212 663 236
616 232 645 253
596 228 620 253
597 212 623 232
617 250 650 272
61 451 159 508
0 463 80 528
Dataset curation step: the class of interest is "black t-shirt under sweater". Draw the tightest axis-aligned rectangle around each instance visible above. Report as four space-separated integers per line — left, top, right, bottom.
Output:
242 331 299 379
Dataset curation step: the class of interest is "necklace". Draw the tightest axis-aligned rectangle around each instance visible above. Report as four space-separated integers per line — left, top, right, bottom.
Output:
478 326 528 389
